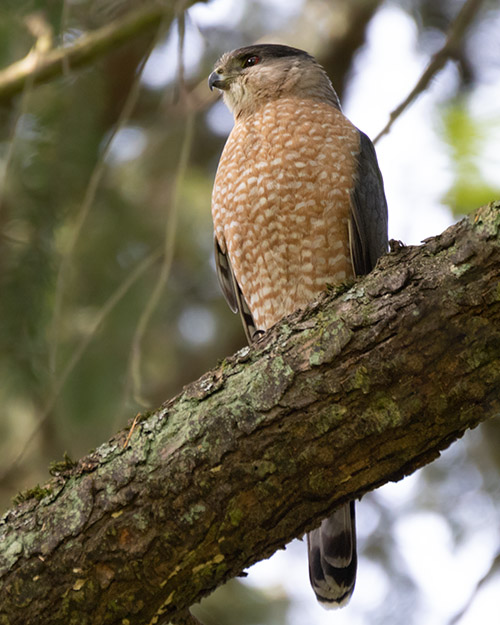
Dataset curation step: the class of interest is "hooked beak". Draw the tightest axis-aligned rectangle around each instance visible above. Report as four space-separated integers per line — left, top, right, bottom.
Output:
208 70 231 91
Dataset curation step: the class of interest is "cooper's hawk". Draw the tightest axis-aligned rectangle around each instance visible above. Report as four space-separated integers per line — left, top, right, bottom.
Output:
209 44 388 607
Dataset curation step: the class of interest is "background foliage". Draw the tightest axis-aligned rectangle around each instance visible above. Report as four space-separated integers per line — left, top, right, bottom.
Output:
0 1 499 624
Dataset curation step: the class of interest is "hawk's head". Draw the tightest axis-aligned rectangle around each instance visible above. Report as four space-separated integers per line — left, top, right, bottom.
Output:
208 44 340 118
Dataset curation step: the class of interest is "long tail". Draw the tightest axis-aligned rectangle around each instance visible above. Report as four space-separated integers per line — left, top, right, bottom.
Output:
307 501 357 608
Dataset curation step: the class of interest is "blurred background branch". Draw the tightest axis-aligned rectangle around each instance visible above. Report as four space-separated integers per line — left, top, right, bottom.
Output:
448 551 500 625
374 0 486 143
0 3 195 102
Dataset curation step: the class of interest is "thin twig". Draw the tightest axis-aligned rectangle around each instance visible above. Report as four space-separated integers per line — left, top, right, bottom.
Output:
127 111 195 406
176 11 187 100
59 0 72 76
373 0 486 144
122 412 141 449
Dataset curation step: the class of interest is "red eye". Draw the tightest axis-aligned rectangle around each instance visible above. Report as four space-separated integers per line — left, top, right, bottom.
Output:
243 55 260 68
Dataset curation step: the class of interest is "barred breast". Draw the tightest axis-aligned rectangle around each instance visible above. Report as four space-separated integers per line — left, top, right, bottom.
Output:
212 97 360 331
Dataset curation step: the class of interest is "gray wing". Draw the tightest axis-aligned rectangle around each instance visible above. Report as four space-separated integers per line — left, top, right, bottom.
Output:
214 235 258 344
349 131 389 276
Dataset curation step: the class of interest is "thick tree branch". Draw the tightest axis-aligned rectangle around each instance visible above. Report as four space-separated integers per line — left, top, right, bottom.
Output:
1 202 499 625
0 2 202 102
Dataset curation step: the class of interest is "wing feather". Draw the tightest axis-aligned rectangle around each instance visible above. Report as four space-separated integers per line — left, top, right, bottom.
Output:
349 131 388 276
214 236 258 343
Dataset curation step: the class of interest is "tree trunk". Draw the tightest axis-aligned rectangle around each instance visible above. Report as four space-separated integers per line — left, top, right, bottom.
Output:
1 202 499 625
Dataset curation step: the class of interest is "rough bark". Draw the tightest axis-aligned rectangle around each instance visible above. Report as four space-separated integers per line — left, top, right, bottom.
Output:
1 202 499 625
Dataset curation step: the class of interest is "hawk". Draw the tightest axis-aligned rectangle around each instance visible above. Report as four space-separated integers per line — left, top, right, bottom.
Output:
209 44 388 607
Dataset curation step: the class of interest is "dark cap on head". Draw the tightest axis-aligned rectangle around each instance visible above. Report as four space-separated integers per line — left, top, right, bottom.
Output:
228 44 312 61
